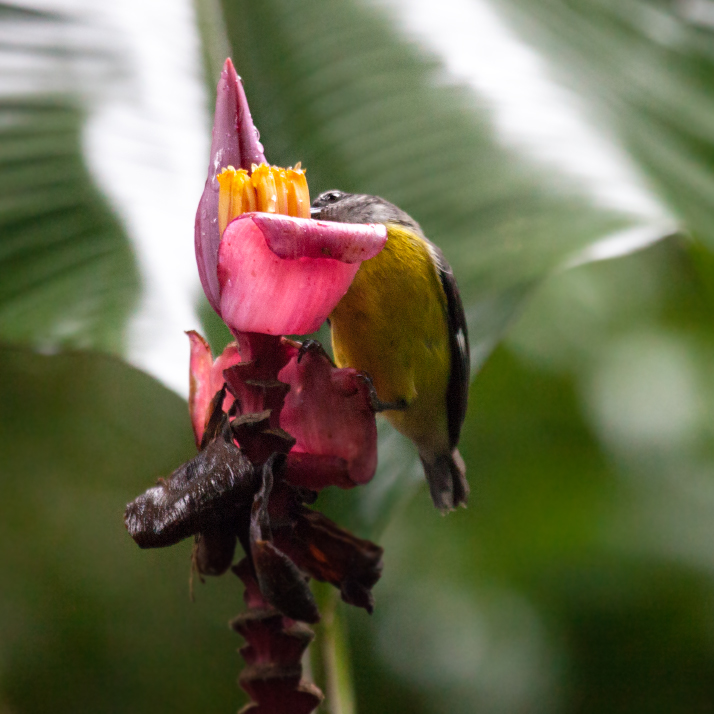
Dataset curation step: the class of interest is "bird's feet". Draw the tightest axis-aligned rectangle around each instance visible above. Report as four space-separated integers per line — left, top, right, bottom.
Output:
357 372 407 413
297 339 335 366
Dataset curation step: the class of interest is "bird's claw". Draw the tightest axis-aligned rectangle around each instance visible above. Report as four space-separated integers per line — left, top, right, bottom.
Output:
297 339 335 366
357 372 407 413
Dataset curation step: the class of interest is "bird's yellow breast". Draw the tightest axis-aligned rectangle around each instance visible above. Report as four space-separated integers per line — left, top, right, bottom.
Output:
329 224 451 452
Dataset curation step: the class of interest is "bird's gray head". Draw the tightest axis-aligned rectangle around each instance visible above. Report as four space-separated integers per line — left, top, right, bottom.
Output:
310 190 423 236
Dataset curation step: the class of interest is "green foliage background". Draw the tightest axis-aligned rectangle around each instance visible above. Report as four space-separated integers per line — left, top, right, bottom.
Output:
2 1 714 712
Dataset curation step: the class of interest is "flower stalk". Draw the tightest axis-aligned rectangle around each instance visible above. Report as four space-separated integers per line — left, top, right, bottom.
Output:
232 558 323 714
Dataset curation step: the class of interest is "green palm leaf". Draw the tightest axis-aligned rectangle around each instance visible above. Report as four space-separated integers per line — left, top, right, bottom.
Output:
0 5 139 353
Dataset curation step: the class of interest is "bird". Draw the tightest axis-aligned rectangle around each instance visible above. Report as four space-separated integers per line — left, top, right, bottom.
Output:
310 190 470 512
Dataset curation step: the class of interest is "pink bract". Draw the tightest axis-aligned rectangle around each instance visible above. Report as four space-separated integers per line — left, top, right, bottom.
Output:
195 59 266 313
217 214 386 336
195 59 387 338
189 334 378 489
187 331 241 446
279 345 377 487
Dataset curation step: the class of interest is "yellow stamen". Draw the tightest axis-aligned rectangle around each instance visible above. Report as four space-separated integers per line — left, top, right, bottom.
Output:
251 164 278 214
216 162 311 234
217 167 256 235
271 167 289 215
287 167 310 219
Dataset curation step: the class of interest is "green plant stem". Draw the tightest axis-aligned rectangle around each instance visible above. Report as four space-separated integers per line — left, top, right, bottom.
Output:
312 582 356 714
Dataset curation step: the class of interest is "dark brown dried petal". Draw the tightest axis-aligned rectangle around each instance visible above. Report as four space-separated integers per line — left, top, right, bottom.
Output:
124 424 257 548
231 411 296 463
249 456 319 623
193 528 237 577
275 508 383 613
200 385 230 450
251 540 320 624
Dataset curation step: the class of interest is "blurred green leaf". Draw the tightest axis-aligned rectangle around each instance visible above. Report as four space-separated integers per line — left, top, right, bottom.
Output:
0 344 247 713
348 239 714 714
0 6 139 353
495 0 714 246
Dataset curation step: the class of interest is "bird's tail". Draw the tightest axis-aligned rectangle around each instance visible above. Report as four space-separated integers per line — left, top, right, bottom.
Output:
420 448 469 513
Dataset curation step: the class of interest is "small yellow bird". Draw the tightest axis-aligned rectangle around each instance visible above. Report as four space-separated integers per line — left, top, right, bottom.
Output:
311 191 470 511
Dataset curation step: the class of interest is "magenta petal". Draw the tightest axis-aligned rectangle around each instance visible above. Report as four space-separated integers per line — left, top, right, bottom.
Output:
196 58 267 312
284 453 355 491
218 215 372 335
278 349 377 486
252 214 387 262
187 331 241 446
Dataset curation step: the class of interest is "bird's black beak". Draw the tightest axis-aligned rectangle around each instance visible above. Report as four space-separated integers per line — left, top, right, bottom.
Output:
310 206 322 218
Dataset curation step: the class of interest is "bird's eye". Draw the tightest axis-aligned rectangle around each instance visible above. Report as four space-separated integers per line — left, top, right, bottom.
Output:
311 190 346 214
